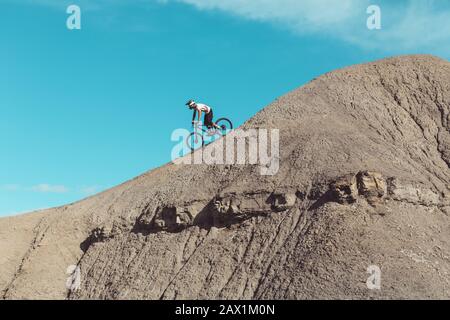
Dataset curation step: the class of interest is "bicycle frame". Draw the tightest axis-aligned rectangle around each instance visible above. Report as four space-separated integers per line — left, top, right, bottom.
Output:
186 118 233 151
192 122 210 135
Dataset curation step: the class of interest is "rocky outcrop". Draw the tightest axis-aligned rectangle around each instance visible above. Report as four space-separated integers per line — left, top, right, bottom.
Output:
330 174 358 204
329 171 386 206
80 227 113 252
131 191 299 234
356 171 386 205
133 201 207 233
214 191 297 215
213 191 297 225
386 178 442 206
329 170 446 209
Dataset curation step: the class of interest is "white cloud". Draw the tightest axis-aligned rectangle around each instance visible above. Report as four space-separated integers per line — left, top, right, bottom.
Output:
30 184 69 193
80 185 101 195
369 1 450 51
179 0 366 32
174 0 450 53
8 0 450 53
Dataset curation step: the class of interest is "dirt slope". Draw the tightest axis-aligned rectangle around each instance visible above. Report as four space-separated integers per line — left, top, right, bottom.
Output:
1 55 449 299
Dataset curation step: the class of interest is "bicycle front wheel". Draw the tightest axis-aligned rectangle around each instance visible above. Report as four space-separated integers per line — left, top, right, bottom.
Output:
186 132 204 151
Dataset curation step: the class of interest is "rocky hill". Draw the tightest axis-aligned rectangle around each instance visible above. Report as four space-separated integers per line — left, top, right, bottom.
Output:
1 55 449 299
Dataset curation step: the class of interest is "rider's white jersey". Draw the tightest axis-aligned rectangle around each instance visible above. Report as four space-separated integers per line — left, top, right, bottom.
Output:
195 103 211 113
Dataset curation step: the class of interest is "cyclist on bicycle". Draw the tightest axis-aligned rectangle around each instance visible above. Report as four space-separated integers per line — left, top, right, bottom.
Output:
186 99 220 130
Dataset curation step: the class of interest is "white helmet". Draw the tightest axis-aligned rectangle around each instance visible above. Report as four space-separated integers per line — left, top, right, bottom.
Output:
186 99 196 108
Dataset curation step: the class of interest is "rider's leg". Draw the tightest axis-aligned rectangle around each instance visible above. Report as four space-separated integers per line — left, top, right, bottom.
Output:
204 110 214 129
205 109 220 129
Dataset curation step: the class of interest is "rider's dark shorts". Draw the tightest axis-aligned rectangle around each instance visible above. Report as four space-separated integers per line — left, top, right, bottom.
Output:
204 109 213 128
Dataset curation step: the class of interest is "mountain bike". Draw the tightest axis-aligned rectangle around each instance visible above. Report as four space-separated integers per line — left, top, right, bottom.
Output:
186 118 233 151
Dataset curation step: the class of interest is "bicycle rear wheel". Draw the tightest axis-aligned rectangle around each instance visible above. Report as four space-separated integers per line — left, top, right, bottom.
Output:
186 132 204 151
215 118 233 135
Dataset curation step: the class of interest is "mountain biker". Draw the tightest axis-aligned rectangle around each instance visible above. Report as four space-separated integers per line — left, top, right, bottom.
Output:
186 99 220 130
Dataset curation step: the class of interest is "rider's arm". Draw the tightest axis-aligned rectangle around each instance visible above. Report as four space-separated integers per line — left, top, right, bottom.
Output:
198 110 202 122
192 109 197 122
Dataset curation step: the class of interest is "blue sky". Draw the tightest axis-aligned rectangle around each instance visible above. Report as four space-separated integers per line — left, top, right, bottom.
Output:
1 0 449 216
